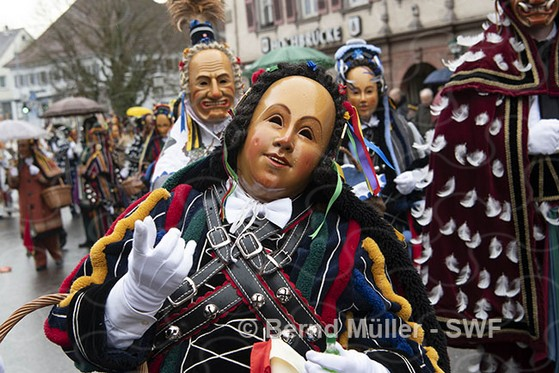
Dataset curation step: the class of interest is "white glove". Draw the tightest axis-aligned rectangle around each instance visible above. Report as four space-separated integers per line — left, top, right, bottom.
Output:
305 343 390 373
394 171 416 195
528 119 559 155
28 164 40 176
9 167 18 177
119 215 195 312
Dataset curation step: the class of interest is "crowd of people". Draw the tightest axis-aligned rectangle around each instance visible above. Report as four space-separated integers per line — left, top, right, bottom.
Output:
1 0 558 372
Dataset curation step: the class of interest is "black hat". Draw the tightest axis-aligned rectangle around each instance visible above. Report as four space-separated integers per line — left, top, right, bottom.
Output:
189 20 215 45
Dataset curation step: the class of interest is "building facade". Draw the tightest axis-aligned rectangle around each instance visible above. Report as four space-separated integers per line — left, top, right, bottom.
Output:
224 0 494 104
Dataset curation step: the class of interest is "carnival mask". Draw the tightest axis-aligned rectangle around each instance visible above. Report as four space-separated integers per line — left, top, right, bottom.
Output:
510 0 559 27
188 49 235 124
346 66 380 122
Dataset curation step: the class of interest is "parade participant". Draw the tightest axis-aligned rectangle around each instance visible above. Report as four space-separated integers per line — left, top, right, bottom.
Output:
419 0 559 370
7 139 64 271
140 103 174 186
78 117 119 248
150 0 243 189
45 63 448 372
335 39 427 240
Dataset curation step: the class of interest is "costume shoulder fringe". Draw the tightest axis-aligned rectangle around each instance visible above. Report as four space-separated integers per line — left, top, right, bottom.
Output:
167 0 225 31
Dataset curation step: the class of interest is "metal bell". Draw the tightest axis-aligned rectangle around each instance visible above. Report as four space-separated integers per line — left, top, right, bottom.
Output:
165 325 181 341
203 303 219 320
304 324 321 342
276 287 292 304
251 293 266 309
280 328 296 344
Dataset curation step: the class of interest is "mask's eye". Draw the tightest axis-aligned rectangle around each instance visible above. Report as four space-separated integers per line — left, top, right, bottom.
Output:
268 115 282 126
299 128 313 140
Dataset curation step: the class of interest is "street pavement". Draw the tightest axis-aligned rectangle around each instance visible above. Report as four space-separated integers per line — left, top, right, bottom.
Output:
0 206 480 372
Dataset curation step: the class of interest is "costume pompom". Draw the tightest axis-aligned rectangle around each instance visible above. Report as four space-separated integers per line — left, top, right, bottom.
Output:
167 0 225 31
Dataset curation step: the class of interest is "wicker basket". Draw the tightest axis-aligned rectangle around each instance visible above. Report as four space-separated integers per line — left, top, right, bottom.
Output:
41 181 72 209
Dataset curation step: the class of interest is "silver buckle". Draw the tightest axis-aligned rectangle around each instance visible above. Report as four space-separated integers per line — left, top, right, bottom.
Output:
236 232 263 259
167 276 198 307
206 226 231 249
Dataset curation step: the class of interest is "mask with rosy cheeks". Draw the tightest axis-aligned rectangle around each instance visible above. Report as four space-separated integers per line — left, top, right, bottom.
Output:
511 0 559 27
236 76 336 202
188 49 236 124
346 66 379 122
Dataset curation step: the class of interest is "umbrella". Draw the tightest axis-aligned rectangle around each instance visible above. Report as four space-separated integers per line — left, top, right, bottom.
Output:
0 120 49 141
42 96 106 118
126 106 153 117
423 67 452 86
244 46 335 77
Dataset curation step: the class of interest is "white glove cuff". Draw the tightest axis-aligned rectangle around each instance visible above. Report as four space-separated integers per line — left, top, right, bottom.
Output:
105 278 158 349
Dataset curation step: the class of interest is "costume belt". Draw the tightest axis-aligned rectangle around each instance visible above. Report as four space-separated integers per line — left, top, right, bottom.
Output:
151 185 327 357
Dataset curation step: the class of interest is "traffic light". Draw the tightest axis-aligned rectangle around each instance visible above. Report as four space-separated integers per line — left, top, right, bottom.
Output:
22 102 30 114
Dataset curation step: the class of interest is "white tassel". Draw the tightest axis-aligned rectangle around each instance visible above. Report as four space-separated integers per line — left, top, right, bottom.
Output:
486 32 503 44
455 144 468 165
500 201 511 222
489 118 502 136
430 96 449 116
467 150 487 167
445 254 460 273
411 199 425 218
474 298 492 319
452 104 470 122
506 240 519 263
456 263 472 285
458 222 472 242
489 237 503 259
465 232 482 249
478 268 491 289
482 21 490 30
456 289 468 312
502 300 515 319
538 202 559 225
421 265 429 286
417 207 432 226
492 159 504 178
495 273 509 297
457 33 484 47
514 301 525 322
414 244 432 265
442 57 464 72
513 59 532 72
428 282 444 305
463 50 486 62
475 112 489 126
410 232 423 245
486 195 502 218
440 218 457 235
507 278 521 297
496 96 504 106
493 54 509 71
487 12 510 26
437 177 456 197
430 135 447 153
534 225 545 241
509 37 525 52
460 189 477 208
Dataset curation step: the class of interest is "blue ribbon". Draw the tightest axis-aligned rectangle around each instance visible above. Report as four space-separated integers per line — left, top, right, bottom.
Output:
347 125 395 171
180 92 186 132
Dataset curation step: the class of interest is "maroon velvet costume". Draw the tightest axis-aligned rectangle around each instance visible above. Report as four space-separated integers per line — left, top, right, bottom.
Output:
419 0 559 368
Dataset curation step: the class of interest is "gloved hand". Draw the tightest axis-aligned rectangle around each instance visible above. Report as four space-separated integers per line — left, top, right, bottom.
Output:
305 343 390 373
118 216 196 312
528 119 559 155
28 164 40 176
394 171 416 195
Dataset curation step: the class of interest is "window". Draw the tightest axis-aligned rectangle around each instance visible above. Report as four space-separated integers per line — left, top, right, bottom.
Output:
259 0 274 26
301 0 318 18
345 0 367 6
0 76 5 88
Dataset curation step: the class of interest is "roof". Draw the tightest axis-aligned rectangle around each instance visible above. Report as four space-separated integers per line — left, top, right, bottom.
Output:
6 0 188 68
0 28 21 61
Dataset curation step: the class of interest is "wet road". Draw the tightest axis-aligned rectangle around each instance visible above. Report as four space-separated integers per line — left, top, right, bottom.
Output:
0 206 479 372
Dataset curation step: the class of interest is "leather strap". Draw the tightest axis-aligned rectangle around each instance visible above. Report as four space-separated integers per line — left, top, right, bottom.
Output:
151 184 326 357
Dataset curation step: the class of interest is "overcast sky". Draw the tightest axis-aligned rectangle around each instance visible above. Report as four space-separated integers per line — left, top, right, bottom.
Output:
0 0 75 38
